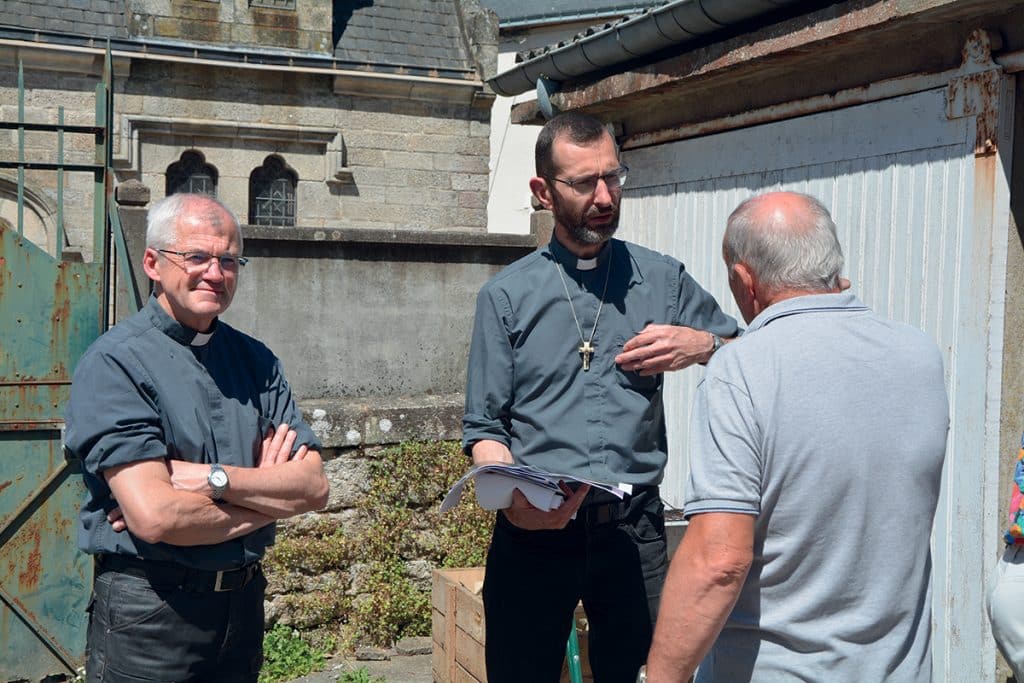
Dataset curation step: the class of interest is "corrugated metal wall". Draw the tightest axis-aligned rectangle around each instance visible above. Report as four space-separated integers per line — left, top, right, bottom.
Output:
618 80 1013 681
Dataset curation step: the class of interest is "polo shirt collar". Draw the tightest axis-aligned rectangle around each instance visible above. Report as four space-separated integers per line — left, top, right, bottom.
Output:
746 292 869 334
145 295 219 347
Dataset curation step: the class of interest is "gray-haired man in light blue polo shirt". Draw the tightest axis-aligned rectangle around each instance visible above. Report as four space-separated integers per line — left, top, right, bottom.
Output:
642 192 949 683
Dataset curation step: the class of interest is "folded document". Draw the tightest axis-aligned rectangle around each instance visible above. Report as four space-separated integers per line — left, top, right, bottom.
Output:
440 463 632 513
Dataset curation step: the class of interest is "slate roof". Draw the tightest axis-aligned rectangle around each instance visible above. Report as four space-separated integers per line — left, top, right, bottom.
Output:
0 0 126 38
334 0 476 77
480 0 659 28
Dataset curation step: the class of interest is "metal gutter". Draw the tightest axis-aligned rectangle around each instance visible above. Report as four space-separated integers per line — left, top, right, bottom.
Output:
498 6 655 30
488 0 803 96
0 26 479 81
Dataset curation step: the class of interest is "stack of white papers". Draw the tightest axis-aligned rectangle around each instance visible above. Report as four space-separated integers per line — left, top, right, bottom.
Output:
440 463 632 513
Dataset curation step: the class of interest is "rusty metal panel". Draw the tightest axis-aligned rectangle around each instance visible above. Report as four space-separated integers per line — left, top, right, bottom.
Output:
1 224 104 679
618 76 1012 681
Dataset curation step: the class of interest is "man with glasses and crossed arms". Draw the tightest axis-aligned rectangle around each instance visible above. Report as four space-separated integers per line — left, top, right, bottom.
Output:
66 192 328 682
463 112 739 682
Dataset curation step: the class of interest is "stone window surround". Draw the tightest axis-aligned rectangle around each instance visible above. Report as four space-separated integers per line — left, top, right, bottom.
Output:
114 115 354 188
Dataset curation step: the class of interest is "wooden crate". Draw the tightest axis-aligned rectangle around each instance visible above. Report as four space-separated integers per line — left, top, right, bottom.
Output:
432 567 487 683
431 567 593 683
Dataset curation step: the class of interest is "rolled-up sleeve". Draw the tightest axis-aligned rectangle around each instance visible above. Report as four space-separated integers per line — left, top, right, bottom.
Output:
462 285 514 455
675 266 740 337
65 349 167 477
263 356 321 454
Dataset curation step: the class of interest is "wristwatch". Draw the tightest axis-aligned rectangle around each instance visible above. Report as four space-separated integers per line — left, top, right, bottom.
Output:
710 333 724 355
636 664 647 682
208 463 229 500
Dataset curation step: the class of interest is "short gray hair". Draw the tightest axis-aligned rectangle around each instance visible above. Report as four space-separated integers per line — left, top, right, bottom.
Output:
723 192 843 293
145 193 242 251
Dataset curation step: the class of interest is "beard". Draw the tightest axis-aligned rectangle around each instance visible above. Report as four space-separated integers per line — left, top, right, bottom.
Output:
551 192 620 245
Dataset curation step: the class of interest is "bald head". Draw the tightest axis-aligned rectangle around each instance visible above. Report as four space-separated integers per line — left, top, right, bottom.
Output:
723 192 843 296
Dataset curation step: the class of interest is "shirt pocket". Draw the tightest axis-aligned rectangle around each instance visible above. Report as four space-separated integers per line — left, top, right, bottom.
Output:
613 334 662 397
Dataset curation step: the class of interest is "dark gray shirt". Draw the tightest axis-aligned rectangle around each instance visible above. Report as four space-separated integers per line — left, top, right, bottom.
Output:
462 237 738 486
66 296 320 571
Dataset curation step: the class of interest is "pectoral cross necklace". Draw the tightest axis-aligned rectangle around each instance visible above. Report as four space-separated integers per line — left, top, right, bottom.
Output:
554 254 611 372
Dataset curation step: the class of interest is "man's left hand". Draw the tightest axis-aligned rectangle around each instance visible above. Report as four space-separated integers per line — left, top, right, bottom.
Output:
616 324 713 375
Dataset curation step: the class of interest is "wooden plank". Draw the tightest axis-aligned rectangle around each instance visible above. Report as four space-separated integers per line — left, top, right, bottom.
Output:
455 662 482 683
446 582 458 683
433 640 448 683
455 584 485 644
455 626 487 682
432 608 446 645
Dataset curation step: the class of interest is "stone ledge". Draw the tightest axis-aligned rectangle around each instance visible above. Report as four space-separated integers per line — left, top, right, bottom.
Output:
242 224 537 249
300 394 464 449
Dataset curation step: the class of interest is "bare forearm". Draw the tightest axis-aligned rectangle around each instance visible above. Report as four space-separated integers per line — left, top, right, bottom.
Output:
471 439 513 466
222 453 328 518
646 514 753 683
153 494 275 546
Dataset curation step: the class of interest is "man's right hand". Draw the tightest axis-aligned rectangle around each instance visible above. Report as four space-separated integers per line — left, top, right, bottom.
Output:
501 484 590 530
257 424 301 467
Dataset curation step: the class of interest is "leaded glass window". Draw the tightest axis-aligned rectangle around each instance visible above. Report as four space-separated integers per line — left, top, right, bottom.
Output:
166 151 218 196
249 156 296 227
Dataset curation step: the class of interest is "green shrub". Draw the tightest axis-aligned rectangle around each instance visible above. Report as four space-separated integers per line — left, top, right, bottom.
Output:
264 440 494 651
338 667 386 683
259 623 328 683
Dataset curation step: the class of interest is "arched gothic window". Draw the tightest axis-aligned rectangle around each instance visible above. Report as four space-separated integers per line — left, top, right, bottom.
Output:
166 150 218 196
249 156 297 227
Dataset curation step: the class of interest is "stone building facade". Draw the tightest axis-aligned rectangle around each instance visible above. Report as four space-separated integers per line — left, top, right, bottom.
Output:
0 0 498 262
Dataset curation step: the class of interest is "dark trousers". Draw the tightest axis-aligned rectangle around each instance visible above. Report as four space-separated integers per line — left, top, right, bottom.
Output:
482 487 668 683
86 559 266 683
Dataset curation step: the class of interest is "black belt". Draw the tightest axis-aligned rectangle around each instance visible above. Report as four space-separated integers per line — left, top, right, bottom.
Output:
96 554 261 593
579 485 659 526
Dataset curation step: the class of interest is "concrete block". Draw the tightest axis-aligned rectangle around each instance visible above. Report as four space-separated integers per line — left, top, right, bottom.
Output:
450 173 487 192
433 153 489 174
452 208 488 229
383 150 434 171
346 147 384 167
469 119 489 138
385 168 445 189
457 191 487 209
296 179 342 222
344 129 407 152
386 186 457 207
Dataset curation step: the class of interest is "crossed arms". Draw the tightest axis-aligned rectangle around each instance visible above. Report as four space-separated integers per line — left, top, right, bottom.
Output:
105 424 329 546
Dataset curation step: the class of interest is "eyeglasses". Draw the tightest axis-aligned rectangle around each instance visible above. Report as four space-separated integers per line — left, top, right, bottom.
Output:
549 165 629 196
156 249 249 273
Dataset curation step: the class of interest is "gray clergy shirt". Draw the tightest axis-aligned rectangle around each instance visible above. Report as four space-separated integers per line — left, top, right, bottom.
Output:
66 296 320 571
462 236 738 487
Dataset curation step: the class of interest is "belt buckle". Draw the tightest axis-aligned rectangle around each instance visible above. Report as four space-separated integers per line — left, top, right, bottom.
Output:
214 570 229 592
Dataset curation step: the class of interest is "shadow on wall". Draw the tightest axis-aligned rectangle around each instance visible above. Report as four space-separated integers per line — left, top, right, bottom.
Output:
333 0 374 47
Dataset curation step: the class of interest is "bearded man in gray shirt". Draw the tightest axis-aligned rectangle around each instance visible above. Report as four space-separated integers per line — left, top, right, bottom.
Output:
66 193 329 682
462 112 739 682
643 192 949 683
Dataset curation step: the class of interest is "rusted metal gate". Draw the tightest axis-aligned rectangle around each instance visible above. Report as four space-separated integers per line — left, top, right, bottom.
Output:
0 54 114 680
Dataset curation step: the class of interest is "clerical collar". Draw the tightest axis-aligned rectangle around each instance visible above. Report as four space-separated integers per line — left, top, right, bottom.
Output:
548 235 611 272
145 295 219 347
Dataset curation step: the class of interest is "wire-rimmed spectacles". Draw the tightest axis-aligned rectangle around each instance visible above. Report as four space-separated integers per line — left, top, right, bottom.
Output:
549 165 629 196
156 249 249 273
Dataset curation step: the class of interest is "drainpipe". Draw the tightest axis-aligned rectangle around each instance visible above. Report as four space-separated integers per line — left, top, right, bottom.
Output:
488 0 803 97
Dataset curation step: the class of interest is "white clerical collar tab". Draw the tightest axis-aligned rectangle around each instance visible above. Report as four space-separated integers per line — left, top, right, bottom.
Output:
191 331 214 347
577 257 599 271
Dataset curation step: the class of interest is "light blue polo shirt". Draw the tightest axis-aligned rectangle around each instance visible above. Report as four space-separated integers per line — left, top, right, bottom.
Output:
686 292 949 682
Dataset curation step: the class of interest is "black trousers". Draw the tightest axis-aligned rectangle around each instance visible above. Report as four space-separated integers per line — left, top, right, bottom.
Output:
86 559 266 683
482 487 668 683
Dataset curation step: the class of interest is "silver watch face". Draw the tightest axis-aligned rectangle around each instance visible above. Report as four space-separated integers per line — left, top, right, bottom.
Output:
210 469 228 488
